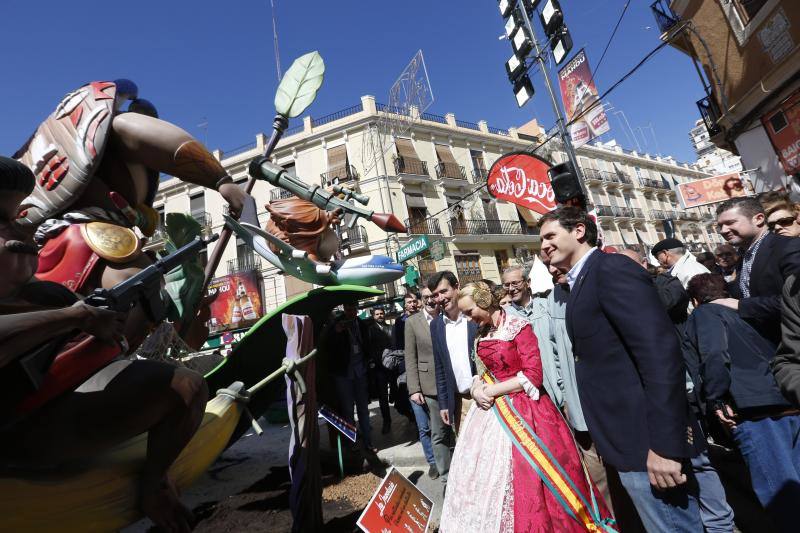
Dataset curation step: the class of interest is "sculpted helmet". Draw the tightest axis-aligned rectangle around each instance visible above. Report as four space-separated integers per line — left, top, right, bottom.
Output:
14 80 142 227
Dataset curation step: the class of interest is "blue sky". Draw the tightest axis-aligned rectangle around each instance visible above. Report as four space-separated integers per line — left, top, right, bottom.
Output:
0 0 705 163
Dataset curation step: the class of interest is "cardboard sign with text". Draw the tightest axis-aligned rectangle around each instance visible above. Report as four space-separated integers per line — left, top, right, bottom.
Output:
357 467 433 533
486 152 556 215
676 172 747 209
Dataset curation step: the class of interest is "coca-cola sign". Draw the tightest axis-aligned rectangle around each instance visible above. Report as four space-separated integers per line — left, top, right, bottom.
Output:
486 152 556 214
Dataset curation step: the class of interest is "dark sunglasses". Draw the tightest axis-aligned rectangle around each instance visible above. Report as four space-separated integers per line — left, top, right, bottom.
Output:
768 216 797 231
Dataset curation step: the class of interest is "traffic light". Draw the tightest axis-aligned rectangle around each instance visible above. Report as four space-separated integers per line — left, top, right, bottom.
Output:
539 0 573 64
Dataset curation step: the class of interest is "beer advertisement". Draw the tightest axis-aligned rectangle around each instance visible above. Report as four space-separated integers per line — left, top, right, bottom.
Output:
206 271 264 334
558 49 610 148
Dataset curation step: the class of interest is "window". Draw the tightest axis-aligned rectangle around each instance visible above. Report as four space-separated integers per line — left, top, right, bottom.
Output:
455 254 483 284
324 145 351 185
733 0 768 24
470 150 487 180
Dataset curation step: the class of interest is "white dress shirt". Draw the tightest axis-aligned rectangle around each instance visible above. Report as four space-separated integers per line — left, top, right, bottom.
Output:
443 312 472 393
567 247 598 289
423 309 436 325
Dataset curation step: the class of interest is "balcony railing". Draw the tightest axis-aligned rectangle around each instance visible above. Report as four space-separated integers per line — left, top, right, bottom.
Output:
581 167 604 181
456 267 483 284
343 225 368 249
697 94 723 136
650 209 667 220
394 157 429 177
222 141 257 159
311 103 363 127
456 119 480 131
650 0 680 34
631 208 645 218
191 211 212 229
227 254 262 275
612 206 633 218
595 205 615 217
270 188 295 201
686 242 707 253
472 168 488 181
421 112 447 124
449 219 524 236
321 164 358 186
405 218 442 235
488 126 509 136
435 162 466 180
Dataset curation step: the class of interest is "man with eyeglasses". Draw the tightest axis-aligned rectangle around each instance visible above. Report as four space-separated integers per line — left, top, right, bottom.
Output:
501 265 561 410
714 244 739 283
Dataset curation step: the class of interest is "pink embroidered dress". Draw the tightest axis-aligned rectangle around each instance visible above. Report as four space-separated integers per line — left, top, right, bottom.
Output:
440 313 611 532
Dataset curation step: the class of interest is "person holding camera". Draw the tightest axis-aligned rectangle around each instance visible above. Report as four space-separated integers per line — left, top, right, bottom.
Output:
322 301 375 452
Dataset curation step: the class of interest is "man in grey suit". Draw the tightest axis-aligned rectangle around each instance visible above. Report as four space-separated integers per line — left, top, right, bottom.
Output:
405 286 449 480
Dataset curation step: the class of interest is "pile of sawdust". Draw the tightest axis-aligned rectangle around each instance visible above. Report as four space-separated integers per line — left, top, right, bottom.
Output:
322 473 381 508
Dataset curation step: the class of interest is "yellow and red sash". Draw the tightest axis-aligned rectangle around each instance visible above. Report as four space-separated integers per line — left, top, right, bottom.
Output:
484 372 618 532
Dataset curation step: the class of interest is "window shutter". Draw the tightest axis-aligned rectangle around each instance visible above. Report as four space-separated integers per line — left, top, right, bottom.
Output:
327 145 348 169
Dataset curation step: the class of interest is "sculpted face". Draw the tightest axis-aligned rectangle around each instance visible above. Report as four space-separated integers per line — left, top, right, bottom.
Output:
0 191 38 297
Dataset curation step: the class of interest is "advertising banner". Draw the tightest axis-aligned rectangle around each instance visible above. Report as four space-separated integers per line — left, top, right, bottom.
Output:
762 89 800 176
207 270 264 334
357 467 433 533
676 172 748 209
319 404 358 442
486 152 556 215
558 49 610 148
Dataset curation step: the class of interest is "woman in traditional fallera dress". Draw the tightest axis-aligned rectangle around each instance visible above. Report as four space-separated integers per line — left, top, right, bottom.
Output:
439 282 615 533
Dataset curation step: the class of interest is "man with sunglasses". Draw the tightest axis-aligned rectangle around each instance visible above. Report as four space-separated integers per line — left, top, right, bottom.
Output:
714 197 800 346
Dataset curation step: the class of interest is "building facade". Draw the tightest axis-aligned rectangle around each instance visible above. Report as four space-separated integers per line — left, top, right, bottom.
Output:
652 0 800 192
152 96 718 313
690 119 744 174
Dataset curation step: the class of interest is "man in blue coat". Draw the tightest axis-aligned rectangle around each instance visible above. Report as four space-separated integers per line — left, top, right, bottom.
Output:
540 207 703 532
426 271 477 437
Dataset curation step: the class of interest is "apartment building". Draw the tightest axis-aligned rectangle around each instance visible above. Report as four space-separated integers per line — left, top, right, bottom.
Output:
652 0 800 192
152 96 717 313
689 119 743 174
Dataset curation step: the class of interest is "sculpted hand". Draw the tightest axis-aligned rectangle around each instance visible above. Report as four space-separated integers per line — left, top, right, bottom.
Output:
646 449 687 490
440 409 450 426
218 182 248 219
410 392 425 406
72 301 127 348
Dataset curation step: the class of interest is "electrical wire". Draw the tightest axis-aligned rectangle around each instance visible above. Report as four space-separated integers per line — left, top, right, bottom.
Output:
418 30 680 226
592 0 631 78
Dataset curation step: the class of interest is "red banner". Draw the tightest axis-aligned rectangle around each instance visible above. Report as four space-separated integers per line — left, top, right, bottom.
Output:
207 270 264 334
486 152 556 214
558 49 610 148
762 89 800 175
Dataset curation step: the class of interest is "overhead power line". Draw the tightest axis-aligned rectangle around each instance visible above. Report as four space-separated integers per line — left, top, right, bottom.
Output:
420 31 678 226
592 0 631 79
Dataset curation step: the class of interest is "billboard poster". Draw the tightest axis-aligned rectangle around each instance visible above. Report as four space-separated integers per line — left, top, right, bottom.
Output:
676 172 748 208
486 152 556 215
206 270 264 334
558 49 610 148
762 89 800 176
357 467 433 533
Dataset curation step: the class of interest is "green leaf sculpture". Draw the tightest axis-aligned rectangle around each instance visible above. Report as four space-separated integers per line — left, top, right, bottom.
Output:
274 51 325 118
161 213 205 322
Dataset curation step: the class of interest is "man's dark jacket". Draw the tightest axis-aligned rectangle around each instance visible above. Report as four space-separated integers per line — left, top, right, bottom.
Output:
567 251 699 472
729 232 800 345
430 314 477 423
321 316 372 377
773 274 800 407
685 303 788 412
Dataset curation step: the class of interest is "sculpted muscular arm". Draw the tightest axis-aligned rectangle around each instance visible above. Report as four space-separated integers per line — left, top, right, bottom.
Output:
0 302 126 368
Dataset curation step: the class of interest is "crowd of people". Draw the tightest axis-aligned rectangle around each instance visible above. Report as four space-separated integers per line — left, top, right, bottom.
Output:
323 192 800 532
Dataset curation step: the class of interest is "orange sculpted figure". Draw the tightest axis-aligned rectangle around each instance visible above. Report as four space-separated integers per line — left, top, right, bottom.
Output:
265 197 341 262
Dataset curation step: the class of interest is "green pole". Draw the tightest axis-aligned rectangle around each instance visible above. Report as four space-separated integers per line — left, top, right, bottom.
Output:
336 434 344 478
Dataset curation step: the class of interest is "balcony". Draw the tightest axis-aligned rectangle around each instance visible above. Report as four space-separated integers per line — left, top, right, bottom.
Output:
697 94 723 137
615 171 635 188
310 103 363 128
581 167 604 183
270 188 295 201
650 209 668 220
631 208 645 219
612 206 633 218
456 267 483 285
686 242 707 253
227 254 262 275
321 164 358 187
449 219 524 236
405 218 442 235
394 157 430 184
650 0 679 34
594 205 615 217
343 225 369 253
435 162 467 185
472 168 488 181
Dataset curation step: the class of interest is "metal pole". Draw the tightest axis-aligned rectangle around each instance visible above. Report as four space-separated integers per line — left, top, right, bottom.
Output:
516 2 587 196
